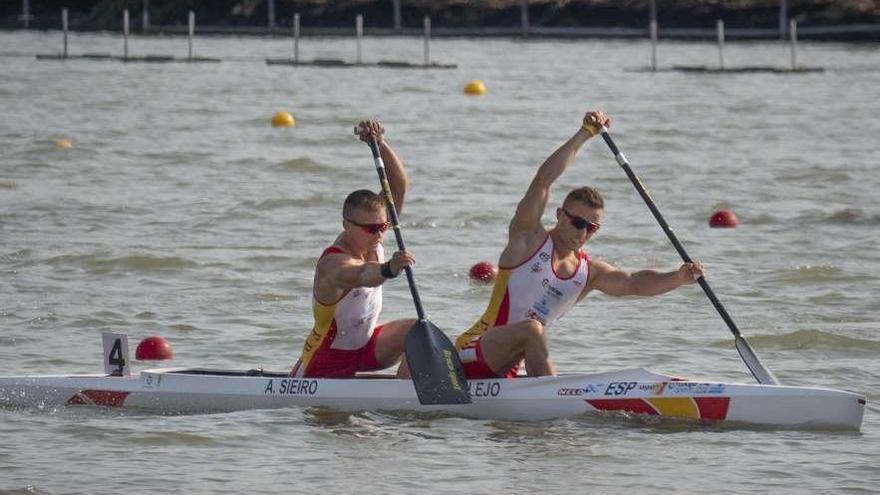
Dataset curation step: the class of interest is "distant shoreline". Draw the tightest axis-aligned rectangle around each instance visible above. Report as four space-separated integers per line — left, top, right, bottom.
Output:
5 24 879 42
3 1 879 42
146 23 880 42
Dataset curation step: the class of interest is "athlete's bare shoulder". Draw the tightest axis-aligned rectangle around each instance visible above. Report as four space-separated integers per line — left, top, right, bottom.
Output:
499 226 548 267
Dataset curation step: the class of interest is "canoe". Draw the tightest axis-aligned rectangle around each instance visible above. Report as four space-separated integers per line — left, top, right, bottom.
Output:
0 333 865 429
0 366 865 430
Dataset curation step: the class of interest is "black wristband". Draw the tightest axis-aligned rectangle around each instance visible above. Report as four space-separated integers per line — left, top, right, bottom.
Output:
380 260 398 279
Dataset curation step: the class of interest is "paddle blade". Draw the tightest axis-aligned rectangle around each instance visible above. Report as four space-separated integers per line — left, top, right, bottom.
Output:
735 336 780 385
405 320 472 405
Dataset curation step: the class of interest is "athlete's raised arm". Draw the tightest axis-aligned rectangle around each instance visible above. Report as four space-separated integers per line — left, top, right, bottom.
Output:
356 120 408 213
508 111 610 240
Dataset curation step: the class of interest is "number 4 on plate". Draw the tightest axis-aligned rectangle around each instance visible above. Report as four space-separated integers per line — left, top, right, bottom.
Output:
102 333 131 376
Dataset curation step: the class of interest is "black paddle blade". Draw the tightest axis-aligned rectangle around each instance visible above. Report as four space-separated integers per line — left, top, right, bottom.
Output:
405 320 472 405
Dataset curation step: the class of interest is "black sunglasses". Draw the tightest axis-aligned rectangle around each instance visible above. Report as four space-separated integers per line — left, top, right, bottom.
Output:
560 208 600 233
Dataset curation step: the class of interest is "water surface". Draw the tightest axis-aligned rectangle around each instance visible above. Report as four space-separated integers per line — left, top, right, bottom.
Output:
1 31 878 494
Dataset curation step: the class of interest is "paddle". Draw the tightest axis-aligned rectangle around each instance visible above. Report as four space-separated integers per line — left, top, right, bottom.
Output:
358 130 471 404
597 127 780 385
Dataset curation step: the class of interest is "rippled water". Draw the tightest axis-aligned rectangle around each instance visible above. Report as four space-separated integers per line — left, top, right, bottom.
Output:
1 30 879 494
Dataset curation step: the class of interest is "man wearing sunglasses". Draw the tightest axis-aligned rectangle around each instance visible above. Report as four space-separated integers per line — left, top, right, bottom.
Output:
455 111 706 379
292 120 416 378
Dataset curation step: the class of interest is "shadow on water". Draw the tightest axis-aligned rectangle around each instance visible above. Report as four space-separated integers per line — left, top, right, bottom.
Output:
297 406 864 442
484 411 861 442
301 406 386 438
0 487 53 495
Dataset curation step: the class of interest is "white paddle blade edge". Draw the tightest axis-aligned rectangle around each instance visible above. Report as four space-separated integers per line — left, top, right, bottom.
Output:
735 337 779 385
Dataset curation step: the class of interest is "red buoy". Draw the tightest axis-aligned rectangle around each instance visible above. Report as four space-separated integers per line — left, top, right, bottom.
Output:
135 336 174 361
709 210 739 228
469 261 498 283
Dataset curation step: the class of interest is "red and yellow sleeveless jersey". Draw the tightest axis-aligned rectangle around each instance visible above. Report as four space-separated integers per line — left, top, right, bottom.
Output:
295 244 384 376
455 234 588 348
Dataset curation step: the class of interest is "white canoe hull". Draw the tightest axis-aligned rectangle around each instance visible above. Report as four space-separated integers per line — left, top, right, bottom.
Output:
0 367 865 430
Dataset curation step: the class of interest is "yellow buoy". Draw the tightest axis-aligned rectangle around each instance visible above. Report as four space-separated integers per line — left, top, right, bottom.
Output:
54 138 73 149
463 80 486 96
271 111 296 128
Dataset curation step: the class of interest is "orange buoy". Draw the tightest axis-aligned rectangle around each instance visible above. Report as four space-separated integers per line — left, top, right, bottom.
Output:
469 261 498 282
135 336 174 361
709 210 739 228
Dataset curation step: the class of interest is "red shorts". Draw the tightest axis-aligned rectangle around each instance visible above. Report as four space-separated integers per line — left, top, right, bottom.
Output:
458 337 521 379
296 325 386 378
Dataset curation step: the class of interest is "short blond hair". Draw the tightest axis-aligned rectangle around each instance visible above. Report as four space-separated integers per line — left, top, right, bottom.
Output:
343 189 386 217
563 186 604 209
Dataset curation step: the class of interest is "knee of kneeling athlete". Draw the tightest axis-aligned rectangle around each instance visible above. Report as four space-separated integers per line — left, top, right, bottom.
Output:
521 318 546 340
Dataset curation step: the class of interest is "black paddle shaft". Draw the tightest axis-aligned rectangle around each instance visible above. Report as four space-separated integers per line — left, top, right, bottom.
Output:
364 135 472 404
599 131 743 338
367 138 426 321
599 129 780 385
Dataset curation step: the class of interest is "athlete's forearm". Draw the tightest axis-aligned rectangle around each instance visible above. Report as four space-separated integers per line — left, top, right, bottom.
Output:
533 126 594 189
512 127 596 232
627 269 688 297
331 261 388 289
363 261 396 288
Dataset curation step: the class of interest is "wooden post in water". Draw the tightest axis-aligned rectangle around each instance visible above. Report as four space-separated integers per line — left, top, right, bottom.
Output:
393 0 402 33
779 0 788 39
187 11 195 61
650 19 658 72
649 0 657 71
717 19 725 71
424 17 431 66
21 0 30 29
268 0 276 30
123 9 130 60
356 14 363 65
520 0 529 34
142 0 150 31
789 19 798 70
292 13 300 64
62 8 69 58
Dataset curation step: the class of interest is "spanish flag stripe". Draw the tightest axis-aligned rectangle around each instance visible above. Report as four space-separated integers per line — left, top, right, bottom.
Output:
646 397 700 419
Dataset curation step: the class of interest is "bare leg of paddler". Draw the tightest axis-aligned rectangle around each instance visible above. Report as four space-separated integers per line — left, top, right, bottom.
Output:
396 359 410 378
479 319 555 377
373 318 416 377
522 326 555 377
